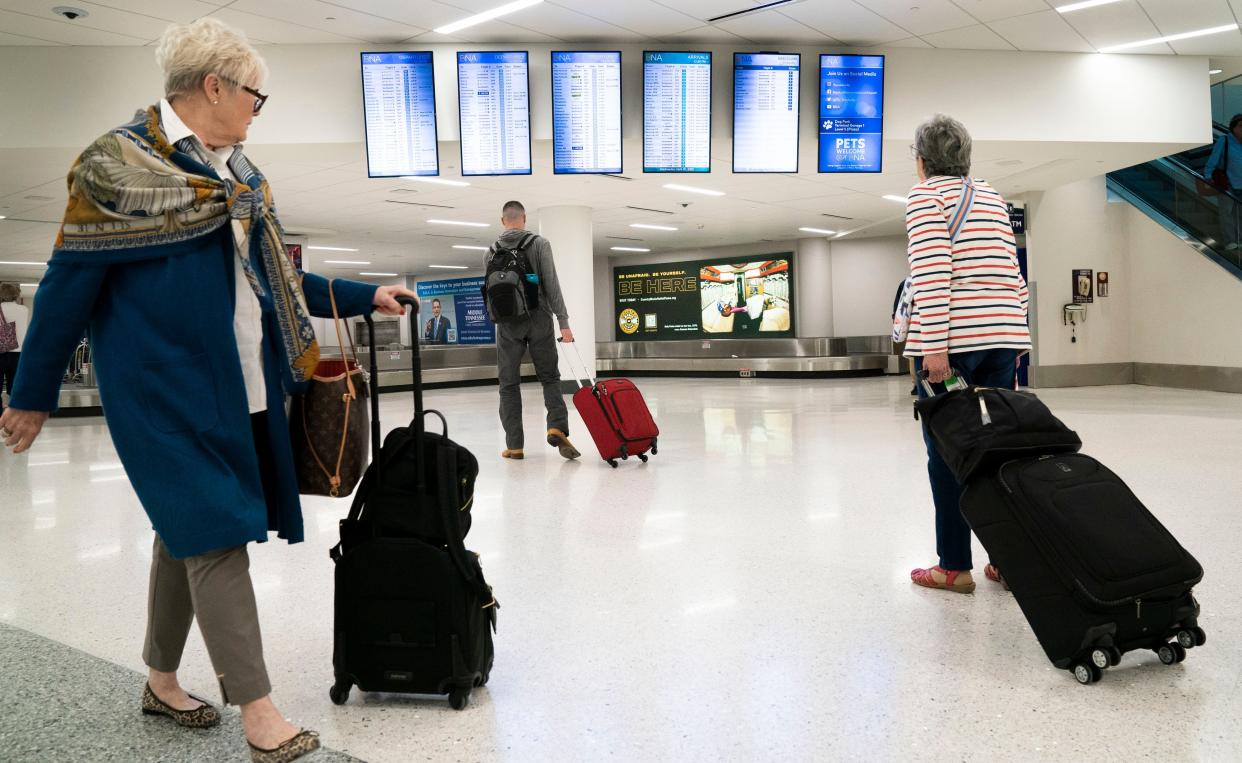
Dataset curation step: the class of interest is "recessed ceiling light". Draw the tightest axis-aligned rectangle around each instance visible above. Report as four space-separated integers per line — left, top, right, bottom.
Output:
20 283 39 287
0 261 47 266
0 215 6 220
630 223 678 231
663 183 725 197
428 219 490 227
323 260 371 265
1055 0 1123 12
611 246 651 252
435 0 543 35
1211 69 1224 75
429 264 470 269
882 195 907 203
359 271 399 277
798 227 836 235
402 176 471 187
452 245 489 251
1098 24 1238 53
307 245 359 252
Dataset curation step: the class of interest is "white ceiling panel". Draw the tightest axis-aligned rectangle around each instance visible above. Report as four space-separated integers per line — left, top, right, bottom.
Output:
989 10 1095 53
498 4 642 42
413 20 559 43
884 36 935 48
228 0 426 42
949 0 1052 23
856 0 977 35
317 0 472 29
653 24 745 43
0 7 148 44
0 0 176 40
1058 1 1166 50
644 0 756 23
779 0 911 46
713 9 838 43
1138 0 1235 36
0 29 61 45
80 0 223 23
923 23 1017 50
1169 33 1242 55
208 8 363 44
557 0 703 37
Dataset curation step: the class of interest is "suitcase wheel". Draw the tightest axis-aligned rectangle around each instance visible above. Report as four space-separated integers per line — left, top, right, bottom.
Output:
449 688 470 710
608 459 619 469
1072 662 1103 685
329 680 351 705
651 443 658 455
1156 642 1187 665
1177 627 1207 649
1107 647 1123 667
638 454 648 463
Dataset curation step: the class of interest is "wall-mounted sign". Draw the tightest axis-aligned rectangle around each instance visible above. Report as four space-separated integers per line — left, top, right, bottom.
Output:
1007 203 1025 235
614 255 795 341
414 277 494 345
1073 268 1093 304
1097 271 1109 297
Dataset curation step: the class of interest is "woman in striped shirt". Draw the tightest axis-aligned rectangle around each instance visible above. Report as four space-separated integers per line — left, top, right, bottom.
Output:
905 114 1031 594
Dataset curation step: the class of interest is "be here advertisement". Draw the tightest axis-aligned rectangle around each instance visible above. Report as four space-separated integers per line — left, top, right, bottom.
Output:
614 255 795 341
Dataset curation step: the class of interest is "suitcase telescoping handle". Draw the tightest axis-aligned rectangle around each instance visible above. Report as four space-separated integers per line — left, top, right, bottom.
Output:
557 337 594 388
360 296 424 486
395 295 429 493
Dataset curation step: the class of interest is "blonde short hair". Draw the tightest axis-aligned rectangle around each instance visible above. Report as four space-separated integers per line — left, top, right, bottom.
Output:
155 18 268 100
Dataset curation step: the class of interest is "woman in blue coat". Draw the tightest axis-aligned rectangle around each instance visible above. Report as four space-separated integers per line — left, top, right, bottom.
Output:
0 18 416 763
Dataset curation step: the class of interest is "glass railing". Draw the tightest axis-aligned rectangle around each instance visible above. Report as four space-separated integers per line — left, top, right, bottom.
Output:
1210 72 1242 127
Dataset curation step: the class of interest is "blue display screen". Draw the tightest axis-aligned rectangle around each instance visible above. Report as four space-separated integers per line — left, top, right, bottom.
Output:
818 55 885 174
733 53 800 173
458 51 531 176
360 51 439 178
415 277 494 345
552 51 622 174
643 51 712 173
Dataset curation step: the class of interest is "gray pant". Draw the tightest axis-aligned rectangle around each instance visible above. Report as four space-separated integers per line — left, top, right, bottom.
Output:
496 310 569 449
142 536 271 706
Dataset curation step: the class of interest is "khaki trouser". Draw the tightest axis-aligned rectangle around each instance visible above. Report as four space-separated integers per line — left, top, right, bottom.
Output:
142 535 271 706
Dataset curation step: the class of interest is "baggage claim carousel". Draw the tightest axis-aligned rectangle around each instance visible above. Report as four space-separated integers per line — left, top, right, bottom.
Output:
54 337 899 416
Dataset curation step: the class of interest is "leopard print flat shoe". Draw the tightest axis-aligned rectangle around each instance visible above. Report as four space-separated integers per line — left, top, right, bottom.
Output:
141 683 222 728
249 730 320 763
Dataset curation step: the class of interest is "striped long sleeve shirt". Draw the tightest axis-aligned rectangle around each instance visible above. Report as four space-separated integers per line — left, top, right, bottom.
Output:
903 175 1031 357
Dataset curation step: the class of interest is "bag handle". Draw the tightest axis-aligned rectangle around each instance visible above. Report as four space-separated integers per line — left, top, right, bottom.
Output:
303 279 361 497
557 337 594 388
945 178 977 243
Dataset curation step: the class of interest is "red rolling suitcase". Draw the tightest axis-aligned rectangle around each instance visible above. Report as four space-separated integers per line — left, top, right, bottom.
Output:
561 341 659 468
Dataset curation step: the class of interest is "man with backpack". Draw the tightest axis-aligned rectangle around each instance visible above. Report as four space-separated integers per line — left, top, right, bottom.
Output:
483 200 580 461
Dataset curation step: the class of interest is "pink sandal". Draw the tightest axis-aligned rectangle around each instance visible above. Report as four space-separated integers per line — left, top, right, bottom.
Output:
984 564 1010 590
911 565 976 594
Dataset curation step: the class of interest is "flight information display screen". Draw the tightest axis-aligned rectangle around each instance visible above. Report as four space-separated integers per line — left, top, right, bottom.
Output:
457 51 532 176
360 51 439 177
643 51 712 173
552 51 622 174
818 55 885 173
733 52 800 173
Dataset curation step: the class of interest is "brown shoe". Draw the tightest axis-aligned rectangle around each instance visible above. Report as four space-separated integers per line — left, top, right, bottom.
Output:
501 448 524 460
546 428 580 460
141 683 222 728
249 730 320 763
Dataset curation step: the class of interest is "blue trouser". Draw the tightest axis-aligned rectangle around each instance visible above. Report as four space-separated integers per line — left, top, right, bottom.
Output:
914 348 1020 571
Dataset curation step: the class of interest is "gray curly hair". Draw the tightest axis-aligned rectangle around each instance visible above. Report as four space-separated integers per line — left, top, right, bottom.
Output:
913 114 972 178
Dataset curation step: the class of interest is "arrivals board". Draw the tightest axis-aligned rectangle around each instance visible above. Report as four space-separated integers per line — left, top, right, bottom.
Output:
733 53 800 173
643 51 712 173
552 51 623 174
818 55 885 173
360 52 439 177
457 51 531 176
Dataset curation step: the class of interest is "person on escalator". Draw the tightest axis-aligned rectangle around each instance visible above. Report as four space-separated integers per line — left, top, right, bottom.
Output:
1204 114 1242 250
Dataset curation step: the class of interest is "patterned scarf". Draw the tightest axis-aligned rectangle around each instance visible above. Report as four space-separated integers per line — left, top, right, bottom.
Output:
55 104 319 386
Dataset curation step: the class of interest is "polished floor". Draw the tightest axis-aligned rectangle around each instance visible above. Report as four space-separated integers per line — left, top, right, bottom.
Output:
2 377 1240 762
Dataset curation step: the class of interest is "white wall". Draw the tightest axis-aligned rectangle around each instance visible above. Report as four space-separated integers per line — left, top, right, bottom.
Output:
1126 206 1242 367
1022 177 1133 367
828 235 909 337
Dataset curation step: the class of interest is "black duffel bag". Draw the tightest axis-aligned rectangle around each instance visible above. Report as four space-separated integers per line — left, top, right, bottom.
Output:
914 386 1082 483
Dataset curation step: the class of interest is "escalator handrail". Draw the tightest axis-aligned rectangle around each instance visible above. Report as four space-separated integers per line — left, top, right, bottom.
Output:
1163 121 1242 204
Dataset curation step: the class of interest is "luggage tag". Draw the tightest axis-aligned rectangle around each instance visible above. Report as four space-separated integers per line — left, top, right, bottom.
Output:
913 367 968 420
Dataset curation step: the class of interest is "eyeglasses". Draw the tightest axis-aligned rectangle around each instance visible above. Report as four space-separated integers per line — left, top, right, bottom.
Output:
222 76 268 115
909 144 919 160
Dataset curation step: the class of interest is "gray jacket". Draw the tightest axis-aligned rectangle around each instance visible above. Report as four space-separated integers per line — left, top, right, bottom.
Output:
488 228 570 330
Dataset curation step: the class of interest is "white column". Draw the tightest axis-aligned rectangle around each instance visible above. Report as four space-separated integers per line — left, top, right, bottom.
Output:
795 237 833 337
536 205 594 385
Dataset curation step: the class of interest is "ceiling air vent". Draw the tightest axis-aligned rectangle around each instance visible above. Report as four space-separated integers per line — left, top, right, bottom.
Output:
625 205 675 215
708 0 801 23
385 200 455 209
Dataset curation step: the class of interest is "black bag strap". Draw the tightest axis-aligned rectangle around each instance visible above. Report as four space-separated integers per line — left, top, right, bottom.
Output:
489 233 536 268
434 441 498 609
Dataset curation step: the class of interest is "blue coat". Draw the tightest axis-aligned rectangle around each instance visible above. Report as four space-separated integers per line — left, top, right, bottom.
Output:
12 213 378 560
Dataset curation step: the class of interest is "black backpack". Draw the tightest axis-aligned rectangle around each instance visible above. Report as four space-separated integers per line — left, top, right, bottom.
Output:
483 233 540 323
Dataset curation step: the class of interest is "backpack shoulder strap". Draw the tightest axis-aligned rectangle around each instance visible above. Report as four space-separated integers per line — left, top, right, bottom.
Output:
945 178 977 244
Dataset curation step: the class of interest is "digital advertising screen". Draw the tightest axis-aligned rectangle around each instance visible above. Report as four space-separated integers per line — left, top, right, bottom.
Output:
818 55 885 173
643 51 712 173
733 52 800 173
552 51 622 174
415 277 495 345
457 51 531 176
360 51 439 178
614 256 794 341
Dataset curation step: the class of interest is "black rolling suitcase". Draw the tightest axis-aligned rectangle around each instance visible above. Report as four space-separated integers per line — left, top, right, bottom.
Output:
329 297 497 710
917 386 1206 685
